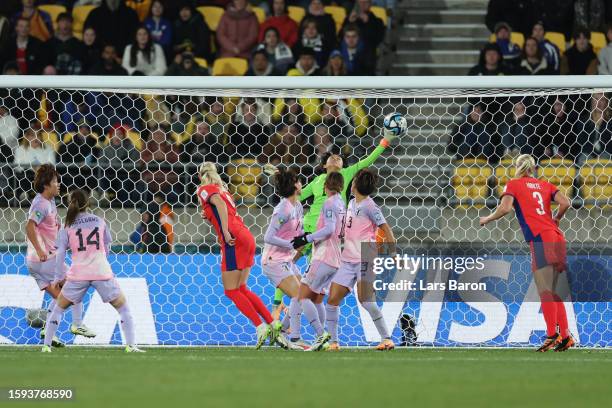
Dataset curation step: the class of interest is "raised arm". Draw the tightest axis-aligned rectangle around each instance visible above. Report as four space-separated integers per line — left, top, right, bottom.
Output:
345 140 388 178
479 195 514 226
299 174 317 201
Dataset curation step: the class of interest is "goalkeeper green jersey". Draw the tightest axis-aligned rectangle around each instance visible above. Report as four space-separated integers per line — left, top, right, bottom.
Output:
300 142 387 233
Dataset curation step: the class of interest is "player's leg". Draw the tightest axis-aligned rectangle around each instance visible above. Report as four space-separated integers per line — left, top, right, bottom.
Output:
326 282 350 351
41 293 72 352
272 287 286 321
299 283 330 351
57 262 95 339
533 264 562 352
314 294 326 328
30 261 66 348
357 281 394 351
550 268 574 351
276 274 303 348
105 283 144 353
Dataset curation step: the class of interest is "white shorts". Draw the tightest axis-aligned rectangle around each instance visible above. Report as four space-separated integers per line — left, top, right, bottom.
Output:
331 261 372 292
27 259 68 290
302 260 338 294
262 262 300 287
61 278 122 304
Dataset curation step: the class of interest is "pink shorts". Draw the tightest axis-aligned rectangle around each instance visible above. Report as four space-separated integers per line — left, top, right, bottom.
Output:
331 261 371 291
27 259 68 290
61 278 122 304
302 260 338 294
262 262 300 287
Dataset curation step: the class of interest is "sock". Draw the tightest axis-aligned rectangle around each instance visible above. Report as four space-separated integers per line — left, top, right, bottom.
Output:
300 298 323 336
117 304 135 346
273 288 284 306
225 288 262 327
539 291 558 337
239 285 273 324
43 304 65 347
281 308 290 332
71 302 83 326
553 294 570 338
288 297 301 340
47 299 56 314
326 304 339 343
361 302 390 340
315 302 326 328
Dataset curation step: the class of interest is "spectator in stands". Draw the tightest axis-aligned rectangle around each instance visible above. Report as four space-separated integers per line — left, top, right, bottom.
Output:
323 50 347 76
173 3 212 63
82 27 102 73
256 26 293 74
561 29 598 75
60 121 98 165
1 18 49 74
288 46 321 76
137 194 174 253
203 96 231 141
98 124 139 204
14 127 55 169
182 118 230 164
468 43 507 76
89 44 128 75
245 49 280 76
228 97 269 158
303 0 337 51
216 0 259 59
491 22 521 71
321 99 353 137
342 0 384 70
448 103 501 164
531 21 561 74
166 52 208 76
122 26 167 75
598 25 612 75
260 123 312 166
500 100 539 157
485 0 532 38
295 17 331 68
258 0 298 48
515 37 553 75
573 93 611 161
144 0 173 59
313 124 337 156
84 0 140 54
47 13 87 75
542 97 575 159
0 106 20 151
140 126 180 204
12 0 53 42
339 24 369 75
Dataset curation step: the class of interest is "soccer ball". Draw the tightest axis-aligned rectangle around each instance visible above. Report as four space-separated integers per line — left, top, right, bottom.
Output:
383 113 408 137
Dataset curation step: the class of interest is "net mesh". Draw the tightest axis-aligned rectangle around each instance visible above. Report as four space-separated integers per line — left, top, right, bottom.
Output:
0 85 609 347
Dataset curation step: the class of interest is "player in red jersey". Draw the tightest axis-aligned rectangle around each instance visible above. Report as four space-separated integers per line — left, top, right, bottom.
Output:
196 162 288 349
480 154 574 352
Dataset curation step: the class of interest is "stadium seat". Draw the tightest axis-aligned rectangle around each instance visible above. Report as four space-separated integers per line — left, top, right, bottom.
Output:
579 159 612 206
452 164 492 206
544 32 567 54
288 6 305 24
197 6 224 31
39 131 60 152
126 0 151 22
370 6 387 27
72 5 96 38
38 4 67 31
63 132 99 144
488 32 525 48
570 32 606 54
495 164 517 196
212 57 248 76
194 57 208 68
324 6 346 33
228 159 260 203
251 6 266 24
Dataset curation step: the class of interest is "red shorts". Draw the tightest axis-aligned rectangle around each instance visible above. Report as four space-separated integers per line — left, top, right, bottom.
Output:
220 225 255 272
529 229 567 272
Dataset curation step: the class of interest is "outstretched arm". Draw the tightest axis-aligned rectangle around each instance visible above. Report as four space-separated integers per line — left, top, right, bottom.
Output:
480 195 514 226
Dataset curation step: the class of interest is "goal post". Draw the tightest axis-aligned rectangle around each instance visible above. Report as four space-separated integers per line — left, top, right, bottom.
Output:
0 76 609 347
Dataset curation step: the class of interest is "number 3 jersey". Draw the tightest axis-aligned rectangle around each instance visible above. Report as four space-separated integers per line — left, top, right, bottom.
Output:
341 197 387 263
56 212 113 281
501 177 561 242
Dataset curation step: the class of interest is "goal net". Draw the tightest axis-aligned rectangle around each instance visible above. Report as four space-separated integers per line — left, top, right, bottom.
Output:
0 76 609 347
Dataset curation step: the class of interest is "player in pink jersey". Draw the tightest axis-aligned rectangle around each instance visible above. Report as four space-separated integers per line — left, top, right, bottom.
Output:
25 164 95 347
41 190 144 353
290 172 345 351
480 154 574 352
325 169 396 351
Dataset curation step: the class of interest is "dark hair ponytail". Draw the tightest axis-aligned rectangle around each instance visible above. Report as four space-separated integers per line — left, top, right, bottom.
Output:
65 189 89 227
325 171 344 193
354 168 378 196
274 167 300 198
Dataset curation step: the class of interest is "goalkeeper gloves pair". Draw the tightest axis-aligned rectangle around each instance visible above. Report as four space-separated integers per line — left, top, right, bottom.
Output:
291 234 309 249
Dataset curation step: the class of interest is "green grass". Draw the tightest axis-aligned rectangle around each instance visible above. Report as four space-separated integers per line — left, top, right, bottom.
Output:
0 347 609 408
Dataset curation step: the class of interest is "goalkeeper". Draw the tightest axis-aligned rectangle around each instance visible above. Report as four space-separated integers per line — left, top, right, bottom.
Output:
266 129 399 314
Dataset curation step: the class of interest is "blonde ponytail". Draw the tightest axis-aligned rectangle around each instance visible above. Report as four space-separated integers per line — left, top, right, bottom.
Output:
515 154 536 178
199 162 228 191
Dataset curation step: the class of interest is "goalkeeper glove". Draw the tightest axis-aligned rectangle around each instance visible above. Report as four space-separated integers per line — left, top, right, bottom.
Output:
263 163 279 176
382 128 398 144
291 234 309 249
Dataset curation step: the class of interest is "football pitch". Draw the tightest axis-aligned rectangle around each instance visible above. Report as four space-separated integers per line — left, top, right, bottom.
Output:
0 347 610 408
